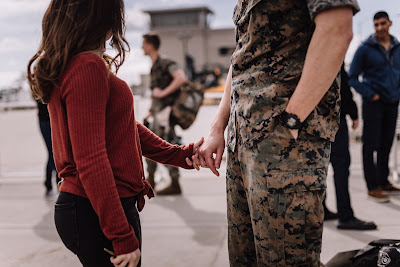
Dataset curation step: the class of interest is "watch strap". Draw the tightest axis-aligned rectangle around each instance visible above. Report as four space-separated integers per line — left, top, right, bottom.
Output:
280 111 302 130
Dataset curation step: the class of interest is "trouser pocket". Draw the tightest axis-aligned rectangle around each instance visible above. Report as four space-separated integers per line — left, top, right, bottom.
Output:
54 201 79 254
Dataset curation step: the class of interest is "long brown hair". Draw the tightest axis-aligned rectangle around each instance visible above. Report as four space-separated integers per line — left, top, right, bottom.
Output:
27 0 130 103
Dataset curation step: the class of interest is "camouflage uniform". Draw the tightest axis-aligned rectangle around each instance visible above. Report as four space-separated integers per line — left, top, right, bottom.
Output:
146 56 181 184
226 0 360 266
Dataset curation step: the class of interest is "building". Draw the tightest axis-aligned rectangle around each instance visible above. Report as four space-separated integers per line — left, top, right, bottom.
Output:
143 6 235 74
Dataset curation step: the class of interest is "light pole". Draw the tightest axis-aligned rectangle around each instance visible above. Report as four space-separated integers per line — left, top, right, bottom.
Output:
177 32 192 68
177 32 193 79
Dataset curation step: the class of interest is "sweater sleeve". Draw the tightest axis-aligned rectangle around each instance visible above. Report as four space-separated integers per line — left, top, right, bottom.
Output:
348 46 376 100
61 59 138 255
136 122 194 169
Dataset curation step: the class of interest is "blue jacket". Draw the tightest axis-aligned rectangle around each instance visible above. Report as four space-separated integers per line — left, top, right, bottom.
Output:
348 35 400 103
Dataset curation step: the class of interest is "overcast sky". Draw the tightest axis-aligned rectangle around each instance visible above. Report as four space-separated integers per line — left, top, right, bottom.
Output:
1 0 399 88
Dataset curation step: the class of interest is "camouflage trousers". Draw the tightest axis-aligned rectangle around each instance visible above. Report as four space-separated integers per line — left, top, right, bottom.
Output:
226 122 331 267
146 119 179 180
146 158 179 180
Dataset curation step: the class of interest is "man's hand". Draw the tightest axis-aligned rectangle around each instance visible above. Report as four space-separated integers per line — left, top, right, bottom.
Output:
153 69 187 99
152 87 166 98
285 7 353 122
144 111 152 120
371 94 380 102
110 249 141 267
352 119 359 130
195 130 225 176
288 129 299 139
193 65 232 176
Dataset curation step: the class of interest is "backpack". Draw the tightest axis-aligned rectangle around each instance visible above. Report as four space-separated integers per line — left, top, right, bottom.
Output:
171 80 204 130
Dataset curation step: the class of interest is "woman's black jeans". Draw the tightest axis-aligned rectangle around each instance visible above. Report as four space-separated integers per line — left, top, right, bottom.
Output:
54 192 142 267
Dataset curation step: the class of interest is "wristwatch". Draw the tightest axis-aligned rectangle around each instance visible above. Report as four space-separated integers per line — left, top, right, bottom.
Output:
280 111 302 130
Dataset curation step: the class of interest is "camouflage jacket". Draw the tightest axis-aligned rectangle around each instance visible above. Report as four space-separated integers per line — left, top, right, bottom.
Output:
150 56 181 113
227 0 360 151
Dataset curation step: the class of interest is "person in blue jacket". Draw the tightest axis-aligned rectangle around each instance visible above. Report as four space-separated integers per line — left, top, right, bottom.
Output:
349 11 400 203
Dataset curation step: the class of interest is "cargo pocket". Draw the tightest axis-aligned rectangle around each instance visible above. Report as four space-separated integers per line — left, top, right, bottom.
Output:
267 169 326 194
54 202 79 254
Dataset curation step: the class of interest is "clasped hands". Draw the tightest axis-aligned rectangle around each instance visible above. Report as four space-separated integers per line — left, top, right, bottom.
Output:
185 130 225 176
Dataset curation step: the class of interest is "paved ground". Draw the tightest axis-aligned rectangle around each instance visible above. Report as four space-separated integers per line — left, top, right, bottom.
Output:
1 99 400 266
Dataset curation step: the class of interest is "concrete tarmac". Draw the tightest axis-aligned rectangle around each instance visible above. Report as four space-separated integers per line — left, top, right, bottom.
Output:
1 99 400 266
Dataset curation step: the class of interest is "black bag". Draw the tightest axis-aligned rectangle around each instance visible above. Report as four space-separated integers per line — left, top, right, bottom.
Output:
171 81 204 130
326 239 400 267
377 242 400 267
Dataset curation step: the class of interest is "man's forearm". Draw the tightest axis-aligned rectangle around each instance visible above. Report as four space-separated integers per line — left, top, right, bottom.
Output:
163 69 187 96
285 7 354 121
210 65 232 133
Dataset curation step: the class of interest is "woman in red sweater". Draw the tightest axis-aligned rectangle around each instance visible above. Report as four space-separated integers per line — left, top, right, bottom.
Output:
27 0 202 266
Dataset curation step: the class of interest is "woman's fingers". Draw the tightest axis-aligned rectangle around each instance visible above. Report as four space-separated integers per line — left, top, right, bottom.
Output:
110 255 125 266
110 249 140 267
191 154 201 170
185 157 193 166
116 259 129 267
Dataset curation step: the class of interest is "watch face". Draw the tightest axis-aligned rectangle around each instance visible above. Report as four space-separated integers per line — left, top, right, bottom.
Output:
281 111 302 129
287 117 296 127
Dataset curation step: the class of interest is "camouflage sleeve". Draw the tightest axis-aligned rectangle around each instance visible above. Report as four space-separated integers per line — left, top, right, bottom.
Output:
168 62 180 76
306 0 360 21
159 57 180 76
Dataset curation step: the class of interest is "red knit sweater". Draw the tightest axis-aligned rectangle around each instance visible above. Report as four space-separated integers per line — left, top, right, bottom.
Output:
48 53 193 255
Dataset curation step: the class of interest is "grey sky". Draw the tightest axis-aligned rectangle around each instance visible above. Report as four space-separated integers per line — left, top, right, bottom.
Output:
0 0 399 87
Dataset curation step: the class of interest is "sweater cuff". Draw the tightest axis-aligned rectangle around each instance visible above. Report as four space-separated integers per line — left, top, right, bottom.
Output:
112 233 139 256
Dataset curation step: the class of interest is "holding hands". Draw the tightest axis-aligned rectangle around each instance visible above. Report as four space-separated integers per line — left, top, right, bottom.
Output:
185 129 225 176
185 137 204 170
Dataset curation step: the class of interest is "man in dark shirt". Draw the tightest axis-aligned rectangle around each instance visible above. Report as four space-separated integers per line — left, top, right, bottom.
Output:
142 33 187 195
324 65 377 230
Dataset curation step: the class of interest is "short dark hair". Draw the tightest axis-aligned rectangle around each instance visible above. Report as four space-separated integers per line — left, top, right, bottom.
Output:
374 11 390 21
143 33 161 50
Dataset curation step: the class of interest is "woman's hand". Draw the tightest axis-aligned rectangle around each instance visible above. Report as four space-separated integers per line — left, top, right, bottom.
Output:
110 248 141 267
185 137 204 170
